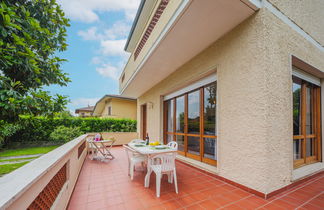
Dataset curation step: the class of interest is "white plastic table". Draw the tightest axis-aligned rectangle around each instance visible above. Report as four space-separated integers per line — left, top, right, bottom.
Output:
88 139 115 161
128 142 177 187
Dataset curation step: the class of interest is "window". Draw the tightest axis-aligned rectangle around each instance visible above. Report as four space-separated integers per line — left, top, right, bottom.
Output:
108 106 112 115
293 75 321 168
164 82 217 165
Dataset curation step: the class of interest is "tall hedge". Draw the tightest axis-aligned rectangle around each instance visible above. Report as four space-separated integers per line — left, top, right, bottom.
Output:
8 116 137 144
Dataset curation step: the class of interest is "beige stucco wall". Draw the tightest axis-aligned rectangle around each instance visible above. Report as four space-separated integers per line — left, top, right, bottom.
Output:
136 7 324 194
98 98 136 120
77 111 92 117
88 132 138 145
111 98 137 120
268 0 324 45
100 99 112 117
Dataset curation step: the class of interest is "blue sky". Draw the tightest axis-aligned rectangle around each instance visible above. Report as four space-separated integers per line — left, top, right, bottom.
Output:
46 0 141 113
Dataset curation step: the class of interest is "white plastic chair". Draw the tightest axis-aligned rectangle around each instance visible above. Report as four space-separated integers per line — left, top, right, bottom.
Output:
87 136 97 159
167 141 178 150
147 153 178 197
130 139 145 144
123 145 146 180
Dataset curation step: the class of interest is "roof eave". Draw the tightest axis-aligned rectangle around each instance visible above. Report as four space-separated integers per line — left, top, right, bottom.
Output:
124 0 146 52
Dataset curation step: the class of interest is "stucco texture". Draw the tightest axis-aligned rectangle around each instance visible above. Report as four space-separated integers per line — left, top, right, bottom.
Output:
268 0 324 46
136 7 324 194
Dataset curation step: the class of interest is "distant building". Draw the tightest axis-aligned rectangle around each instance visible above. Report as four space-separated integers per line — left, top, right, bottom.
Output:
92 95 137 120
75 106 94 117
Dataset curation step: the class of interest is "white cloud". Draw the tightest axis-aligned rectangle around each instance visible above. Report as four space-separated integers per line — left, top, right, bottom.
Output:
78 23 130 58
78 21 130 41
71 97 100 108
58 0 136 81
96 64 121 80
100 39 127 56
91 56 103 65
77 27 102 41
57 0 141 23
104 21 130 39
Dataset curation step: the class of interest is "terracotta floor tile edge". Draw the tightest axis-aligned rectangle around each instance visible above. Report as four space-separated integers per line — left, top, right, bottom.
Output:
176 159 324 200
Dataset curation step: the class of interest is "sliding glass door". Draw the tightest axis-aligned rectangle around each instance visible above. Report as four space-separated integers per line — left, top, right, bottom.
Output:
164 82 217 165
293 76 321 168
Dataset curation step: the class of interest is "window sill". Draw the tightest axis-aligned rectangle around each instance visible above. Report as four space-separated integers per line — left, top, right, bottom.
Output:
292 162 324 181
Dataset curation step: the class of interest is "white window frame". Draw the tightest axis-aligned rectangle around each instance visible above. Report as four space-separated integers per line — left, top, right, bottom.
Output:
164 73 217 100
292 66 320 86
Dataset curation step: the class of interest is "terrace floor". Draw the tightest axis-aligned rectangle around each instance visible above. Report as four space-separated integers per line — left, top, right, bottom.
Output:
68 147 324 210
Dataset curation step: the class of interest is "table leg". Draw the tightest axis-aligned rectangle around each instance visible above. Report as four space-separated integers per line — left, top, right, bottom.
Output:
101 142 114 160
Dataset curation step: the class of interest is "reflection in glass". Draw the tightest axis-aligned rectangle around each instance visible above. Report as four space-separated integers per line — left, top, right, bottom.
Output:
293 77 302 136
176 135 184 151
204 83 216 135
188 136 200 155
176 96 185 133
167 100 174 132
188 90 200 134
204 138 216 160
306 86 313 135
167 134 173 143
293 139 302 160
306 138 315 157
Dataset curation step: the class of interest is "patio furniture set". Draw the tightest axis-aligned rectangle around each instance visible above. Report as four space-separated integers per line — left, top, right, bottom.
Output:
86 135 179 197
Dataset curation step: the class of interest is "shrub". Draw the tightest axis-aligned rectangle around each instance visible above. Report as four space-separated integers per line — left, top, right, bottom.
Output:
5 116 137 146
0 121 22 147
50 126 83 143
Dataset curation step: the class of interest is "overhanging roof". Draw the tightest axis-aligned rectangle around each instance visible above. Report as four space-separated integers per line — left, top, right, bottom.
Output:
121 0 259 97
124 0 158 52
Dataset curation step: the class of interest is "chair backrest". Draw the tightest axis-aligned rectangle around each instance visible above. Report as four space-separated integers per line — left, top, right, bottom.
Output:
130 139 145 144
123 145 133 163
167 141 178 150
123 144 138 156
152 153 176 172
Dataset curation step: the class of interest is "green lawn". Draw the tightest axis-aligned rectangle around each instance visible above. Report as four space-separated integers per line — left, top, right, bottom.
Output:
0 145 59 157
0 156 37 163
0 162 29 176
0 145 60 176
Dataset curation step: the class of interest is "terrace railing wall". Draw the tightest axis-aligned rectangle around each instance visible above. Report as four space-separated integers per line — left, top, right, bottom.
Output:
0 135 88 210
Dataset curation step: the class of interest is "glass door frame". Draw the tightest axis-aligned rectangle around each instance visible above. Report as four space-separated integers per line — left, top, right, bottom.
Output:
293 76 322 168
163 83 217 165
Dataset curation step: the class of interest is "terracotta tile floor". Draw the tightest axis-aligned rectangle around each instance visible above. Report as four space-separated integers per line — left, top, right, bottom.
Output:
68 147 324 210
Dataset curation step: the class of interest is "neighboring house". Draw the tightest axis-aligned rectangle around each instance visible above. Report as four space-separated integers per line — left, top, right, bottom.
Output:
92 95 137 120
75 106 94 117
119 0 324 198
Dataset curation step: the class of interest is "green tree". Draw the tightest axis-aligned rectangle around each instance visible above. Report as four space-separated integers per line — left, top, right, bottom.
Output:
54 110 73 118
0 0 70 122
